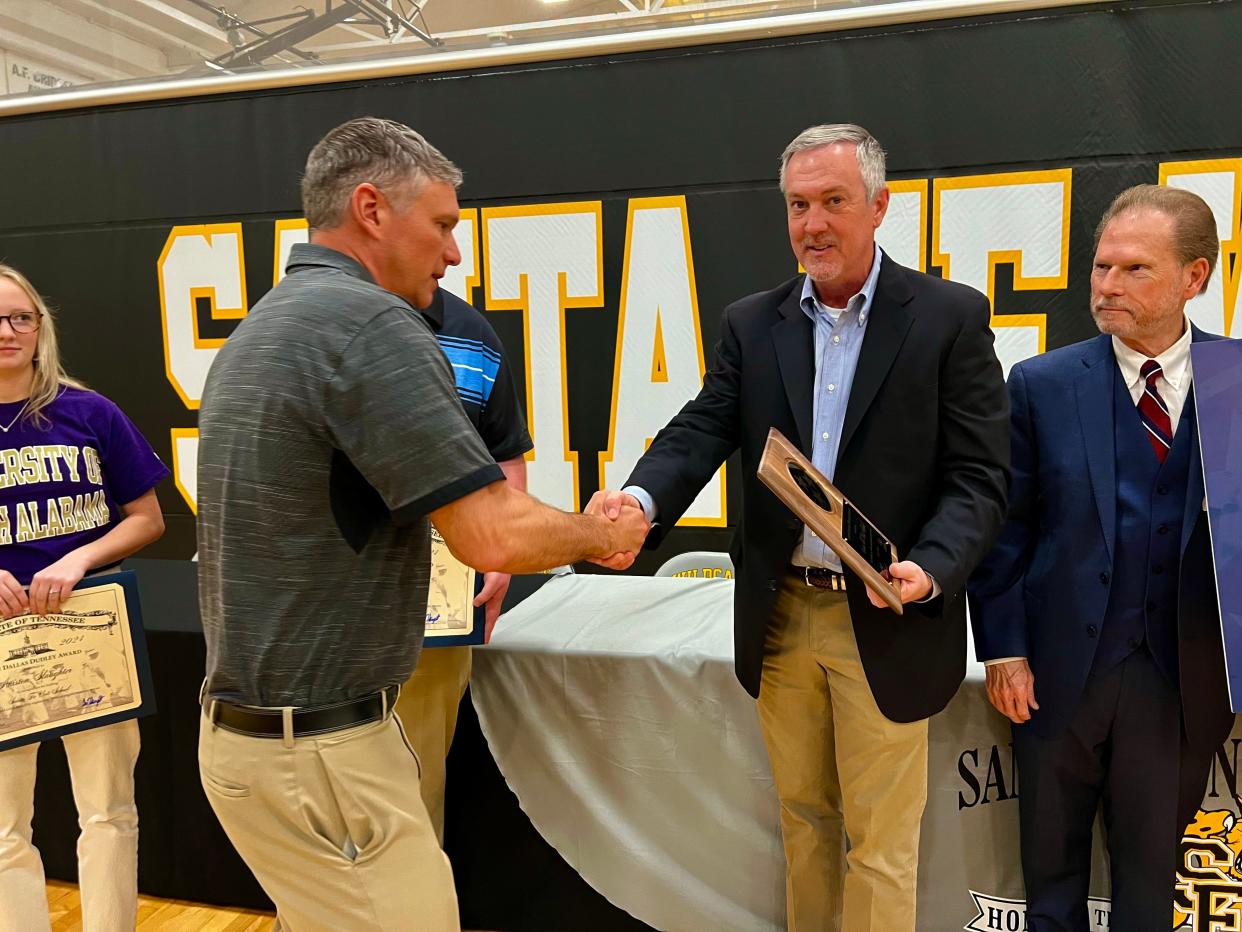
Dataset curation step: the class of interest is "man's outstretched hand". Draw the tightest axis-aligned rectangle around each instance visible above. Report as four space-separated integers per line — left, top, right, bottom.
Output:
585 489 650 571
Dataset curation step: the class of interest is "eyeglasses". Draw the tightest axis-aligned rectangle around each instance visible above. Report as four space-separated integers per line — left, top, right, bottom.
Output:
0 312 41 334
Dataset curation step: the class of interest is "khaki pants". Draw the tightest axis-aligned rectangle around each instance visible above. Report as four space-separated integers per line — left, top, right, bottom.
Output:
394 647 472 845
757 575 929 932
198 709 458 932
0 719 140 932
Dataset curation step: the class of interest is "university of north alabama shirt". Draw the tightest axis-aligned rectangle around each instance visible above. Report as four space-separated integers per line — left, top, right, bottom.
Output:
0 386 169 585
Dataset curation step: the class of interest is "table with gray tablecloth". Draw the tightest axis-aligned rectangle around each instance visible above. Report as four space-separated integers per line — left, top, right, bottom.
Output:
472 574 1242 931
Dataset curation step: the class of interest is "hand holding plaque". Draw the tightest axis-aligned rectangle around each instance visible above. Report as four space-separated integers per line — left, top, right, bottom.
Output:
757 428 904 614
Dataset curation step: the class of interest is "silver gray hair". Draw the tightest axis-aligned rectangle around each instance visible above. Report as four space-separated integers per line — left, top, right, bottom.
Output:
301 117 463 230
779 124 887 200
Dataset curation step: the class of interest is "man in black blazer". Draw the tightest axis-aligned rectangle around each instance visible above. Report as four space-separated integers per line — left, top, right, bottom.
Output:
589 124 1009 930
969 186 1234 930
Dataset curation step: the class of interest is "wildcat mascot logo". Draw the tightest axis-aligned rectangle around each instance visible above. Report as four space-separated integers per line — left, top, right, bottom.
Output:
964 801 1242 931
1176 801 1242 929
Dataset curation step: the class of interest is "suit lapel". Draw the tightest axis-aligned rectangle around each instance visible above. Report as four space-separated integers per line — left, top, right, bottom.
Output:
1181 324 1220 555
1182 398 1203 557
1076 335 1117 562
772 285 815 454
839 256 914 456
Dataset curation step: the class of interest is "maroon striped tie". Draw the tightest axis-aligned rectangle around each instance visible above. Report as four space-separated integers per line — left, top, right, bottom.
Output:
1138 359 1173 463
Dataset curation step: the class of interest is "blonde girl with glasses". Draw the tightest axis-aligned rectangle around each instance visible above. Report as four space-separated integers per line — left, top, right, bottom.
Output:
0 264 169 932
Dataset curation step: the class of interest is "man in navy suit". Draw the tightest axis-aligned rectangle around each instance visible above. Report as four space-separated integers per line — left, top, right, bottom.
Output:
969 184 1235 931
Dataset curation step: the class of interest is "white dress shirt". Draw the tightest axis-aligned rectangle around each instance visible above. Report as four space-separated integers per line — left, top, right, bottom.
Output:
1111 320 1193 435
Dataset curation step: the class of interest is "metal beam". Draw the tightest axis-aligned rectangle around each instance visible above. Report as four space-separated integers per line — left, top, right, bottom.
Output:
317 0 796 53
126 0 228 46
349 0 441 47
0 0 1118 117
211 3 357 68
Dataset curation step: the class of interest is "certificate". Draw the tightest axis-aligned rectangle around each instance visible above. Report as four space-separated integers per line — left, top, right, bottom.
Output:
0 571 156 752
424 526 484 646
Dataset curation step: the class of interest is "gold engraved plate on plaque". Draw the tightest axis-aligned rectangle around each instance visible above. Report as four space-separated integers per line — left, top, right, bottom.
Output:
757 427 903 614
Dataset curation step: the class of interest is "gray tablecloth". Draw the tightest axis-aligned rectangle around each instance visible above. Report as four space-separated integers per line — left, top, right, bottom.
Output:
472 575 1238 931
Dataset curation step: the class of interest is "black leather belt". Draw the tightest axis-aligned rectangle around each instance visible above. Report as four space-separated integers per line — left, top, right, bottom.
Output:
206 685 399 739
791 565 848 591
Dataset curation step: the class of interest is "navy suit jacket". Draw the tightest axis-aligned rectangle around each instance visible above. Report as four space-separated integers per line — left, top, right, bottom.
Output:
968 328 1233 751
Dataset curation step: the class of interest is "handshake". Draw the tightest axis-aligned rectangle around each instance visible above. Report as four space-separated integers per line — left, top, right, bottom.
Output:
583 489 651 571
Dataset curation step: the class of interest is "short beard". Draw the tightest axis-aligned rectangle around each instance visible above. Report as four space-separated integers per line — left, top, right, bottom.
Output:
1090 308 1135 337
802 255 843 285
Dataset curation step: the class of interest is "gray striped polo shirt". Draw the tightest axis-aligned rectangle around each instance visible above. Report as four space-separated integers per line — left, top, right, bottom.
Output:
197 244 502 707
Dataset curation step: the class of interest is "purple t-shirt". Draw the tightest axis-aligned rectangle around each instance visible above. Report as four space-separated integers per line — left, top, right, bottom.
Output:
0 386 169 585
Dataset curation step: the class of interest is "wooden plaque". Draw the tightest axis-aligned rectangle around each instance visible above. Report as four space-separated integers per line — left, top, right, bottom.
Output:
757 428 903 614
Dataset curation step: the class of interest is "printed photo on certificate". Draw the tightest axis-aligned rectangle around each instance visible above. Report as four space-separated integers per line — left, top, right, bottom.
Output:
0 573 153 751
424 525 481 645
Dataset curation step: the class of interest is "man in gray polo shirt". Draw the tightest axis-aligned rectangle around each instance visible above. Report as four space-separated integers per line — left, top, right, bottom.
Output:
196 117 648 932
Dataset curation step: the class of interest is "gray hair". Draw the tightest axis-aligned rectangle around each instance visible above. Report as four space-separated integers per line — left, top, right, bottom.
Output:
1094 184 1219 290
301 117 463 230
779 124 887 200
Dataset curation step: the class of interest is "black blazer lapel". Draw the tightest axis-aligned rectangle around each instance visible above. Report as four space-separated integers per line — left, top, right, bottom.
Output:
1076 335 1117 562
840 256 914 456
772 284 814 454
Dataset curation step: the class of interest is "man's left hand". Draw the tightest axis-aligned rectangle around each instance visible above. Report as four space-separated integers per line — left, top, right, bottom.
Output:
475 571 511 643
866 560 931 609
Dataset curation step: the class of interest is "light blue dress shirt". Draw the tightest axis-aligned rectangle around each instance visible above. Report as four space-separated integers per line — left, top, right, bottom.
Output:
790 246 883 570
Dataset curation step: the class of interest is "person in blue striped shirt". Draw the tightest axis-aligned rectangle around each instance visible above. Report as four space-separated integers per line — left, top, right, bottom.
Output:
395 285 532 844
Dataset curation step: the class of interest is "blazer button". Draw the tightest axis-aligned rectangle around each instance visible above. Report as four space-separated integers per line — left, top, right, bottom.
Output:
1099 571 1110 585
1158 483 1170 495
768 578 778 592
1087 625 1098 638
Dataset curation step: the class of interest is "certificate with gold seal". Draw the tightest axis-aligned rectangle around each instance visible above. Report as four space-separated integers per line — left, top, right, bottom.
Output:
424 526 484 646
0 570 156 752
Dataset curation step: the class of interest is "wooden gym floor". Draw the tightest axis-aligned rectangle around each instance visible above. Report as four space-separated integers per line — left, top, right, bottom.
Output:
46 881 494 930
47 880 272 930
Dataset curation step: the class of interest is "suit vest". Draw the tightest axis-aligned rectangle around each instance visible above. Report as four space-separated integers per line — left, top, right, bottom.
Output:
1093 367 1192 681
